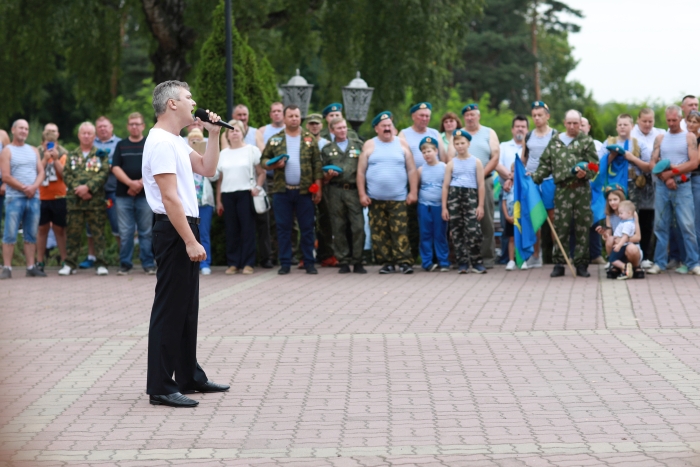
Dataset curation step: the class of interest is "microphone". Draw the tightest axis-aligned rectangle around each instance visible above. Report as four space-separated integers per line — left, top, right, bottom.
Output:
194 108 234 130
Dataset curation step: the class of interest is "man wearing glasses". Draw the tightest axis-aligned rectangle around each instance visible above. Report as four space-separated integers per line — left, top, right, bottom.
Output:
111 112 157 275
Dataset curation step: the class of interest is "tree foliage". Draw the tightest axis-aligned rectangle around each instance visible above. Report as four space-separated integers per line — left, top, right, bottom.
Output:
195 1 278 127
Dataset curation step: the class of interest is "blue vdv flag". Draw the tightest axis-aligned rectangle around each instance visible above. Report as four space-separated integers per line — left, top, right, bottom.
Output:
513 156 547 266
590 144 629 225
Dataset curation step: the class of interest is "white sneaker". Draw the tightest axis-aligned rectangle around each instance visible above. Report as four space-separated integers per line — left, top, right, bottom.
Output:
505 260 516 271
520 261 529 270
96 266 109 276
690 266 700 276
528 256 543 268
646 264 662 275
201 267 212 275
641 260 654 269
58 264 75 276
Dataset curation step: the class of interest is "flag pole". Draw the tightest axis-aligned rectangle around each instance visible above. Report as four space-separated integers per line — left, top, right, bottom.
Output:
546 216 577 277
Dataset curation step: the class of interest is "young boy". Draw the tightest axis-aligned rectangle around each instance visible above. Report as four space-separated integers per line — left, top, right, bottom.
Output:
442 129 485 274
417 137 449 271
609 200 636 280
501 162 517 271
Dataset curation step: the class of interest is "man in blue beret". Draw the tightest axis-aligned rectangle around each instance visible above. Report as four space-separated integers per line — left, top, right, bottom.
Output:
320 103 359 142
449 103 501 268
357 111 418 274
398 102 446 263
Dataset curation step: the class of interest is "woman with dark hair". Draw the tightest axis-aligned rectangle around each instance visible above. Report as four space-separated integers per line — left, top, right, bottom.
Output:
216 120 266 275
439 112 463 149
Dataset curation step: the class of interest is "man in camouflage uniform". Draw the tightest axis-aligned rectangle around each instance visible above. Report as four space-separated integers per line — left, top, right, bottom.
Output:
321 117 366 274
357 111 418 274
261 105 324 275
532 110 598 277
60 122 110 275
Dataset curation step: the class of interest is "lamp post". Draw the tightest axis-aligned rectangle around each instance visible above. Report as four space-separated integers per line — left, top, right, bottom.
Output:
342 72 374 133
225 0 233 118
280 70 314 118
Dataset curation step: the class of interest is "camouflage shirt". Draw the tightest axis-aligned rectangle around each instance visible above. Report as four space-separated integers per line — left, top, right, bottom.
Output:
261 129 324 194
64 146 110 210
320 138 363 185
532 131 598 186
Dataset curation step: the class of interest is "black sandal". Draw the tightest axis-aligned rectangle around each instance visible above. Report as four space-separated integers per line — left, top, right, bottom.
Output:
632 267 645 279
607 267 622 279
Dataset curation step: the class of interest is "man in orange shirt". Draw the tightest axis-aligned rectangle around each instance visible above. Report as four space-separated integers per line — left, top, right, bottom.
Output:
36 123 68 271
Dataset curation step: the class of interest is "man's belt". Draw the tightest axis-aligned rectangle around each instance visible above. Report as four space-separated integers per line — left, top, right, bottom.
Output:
330 183 357 190
558 179 588 189
285 185 300 190
154 213 200 225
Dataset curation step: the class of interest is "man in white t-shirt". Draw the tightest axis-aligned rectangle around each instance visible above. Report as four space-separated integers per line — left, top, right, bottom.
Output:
142 80 230 408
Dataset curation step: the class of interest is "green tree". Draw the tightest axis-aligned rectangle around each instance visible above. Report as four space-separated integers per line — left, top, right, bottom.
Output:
195 1 278 126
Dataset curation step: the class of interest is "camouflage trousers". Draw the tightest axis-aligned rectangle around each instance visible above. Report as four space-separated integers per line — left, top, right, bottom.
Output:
327 185 365 265
552 183 591 266
65 208 107 268
316 188 335 261
368 199 412 266
447 187 483 266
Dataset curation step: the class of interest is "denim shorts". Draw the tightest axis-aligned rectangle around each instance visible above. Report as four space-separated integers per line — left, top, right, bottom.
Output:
3 196 40 244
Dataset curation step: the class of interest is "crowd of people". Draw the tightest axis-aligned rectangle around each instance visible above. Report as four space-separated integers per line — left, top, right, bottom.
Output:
0 93 698 279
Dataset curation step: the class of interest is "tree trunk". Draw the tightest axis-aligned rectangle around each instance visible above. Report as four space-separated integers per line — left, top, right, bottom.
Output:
531 1 540 100
141 0 195 83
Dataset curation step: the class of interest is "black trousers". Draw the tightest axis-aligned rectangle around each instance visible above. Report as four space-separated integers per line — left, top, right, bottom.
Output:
221 191 256 268
147 220 208 395
638 209 655 261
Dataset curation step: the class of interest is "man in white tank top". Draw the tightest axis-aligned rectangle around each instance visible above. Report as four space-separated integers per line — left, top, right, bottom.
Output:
256 102 285 152
0 119 45 279
357 111 418 274
399 102 446 167
647 105 700 275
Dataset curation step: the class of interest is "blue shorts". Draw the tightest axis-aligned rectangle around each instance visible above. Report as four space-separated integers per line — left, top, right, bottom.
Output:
540 178 556 210
3 196 40 244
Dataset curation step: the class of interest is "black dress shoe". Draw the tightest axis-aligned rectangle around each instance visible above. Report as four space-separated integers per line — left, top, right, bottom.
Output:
149 392 199 407
306 265 318 274
278 266 291 275
399 263 414 274
550 264 565 277
379 264 395 274
338 264 351 274
576 264 590 277
261 260 273 269
353 264 367 274
181 380 230 394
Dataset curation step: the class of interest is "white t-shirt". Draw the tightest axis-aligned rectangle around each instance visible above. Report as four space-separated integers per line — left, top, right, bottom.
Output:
217 145 261 193
631 124 664 150
142 128 199 217
499 139 522 173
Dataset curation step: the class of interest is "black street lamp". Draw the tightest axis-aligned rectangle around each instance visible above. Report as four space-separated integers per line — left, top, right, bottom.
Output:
342 72 374 133
280 70 314 118
225 0 233 119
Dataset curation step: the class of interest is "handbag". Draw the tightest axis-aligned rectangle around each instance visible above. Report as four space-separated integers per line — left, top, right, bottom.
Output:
247 146 270 214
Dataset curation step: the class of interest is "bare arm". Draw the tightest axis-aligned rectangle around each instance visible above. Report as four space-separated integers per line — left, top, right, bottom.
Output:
649 134 663 172
189 112 222 177
483 129 500 175
357 139 374 206
678 133 699 174
629 213 642 244
438 137 448 163
441 161 453 221
155 173 205 261
255 164 266 188
475 159 485 220
256 127 265 153
0 130 9 147
402 139 418 204
0 147 23 191
54 153 65 178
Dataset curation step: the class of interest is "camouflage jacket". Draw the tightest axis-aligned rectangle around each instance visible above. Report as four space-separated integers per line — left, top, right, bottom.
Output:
261 129 324 194
532 131 598 186
64 146 110 210
320 138 363 186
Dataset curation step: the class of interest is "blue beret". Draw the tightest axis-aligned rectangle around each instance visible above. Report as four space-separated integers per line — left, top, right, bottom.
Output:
652 159 671 175
461 103 479 114
605 144 625 155
371 111 393 127
322 103 343 118
531 101 549 112
452 129 472 141
419 136 438 149
410 102 432 114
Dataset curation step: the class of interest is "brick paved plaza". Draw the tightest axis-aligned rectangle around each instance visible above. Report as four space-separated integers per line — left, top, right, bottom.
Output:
1 265 700 466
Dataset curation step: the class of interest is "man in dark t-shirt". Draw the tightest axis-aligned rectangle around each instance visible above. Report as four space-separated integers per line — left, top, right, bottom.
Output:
111 112 156 275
